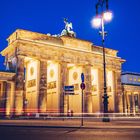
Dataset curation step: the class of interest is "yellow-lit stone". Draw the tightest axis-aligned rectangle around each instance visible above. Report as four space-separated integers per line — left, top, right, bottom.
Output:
0 29 127 116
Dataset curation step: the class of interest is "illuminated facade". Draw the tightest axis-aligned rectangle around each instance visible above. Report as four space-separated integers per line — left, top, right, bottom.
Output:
0 29 125 116
122 72 140 114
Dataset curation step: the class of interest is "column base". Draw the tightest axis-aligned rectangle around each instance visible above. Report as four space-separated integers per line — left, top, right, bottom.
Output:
102 117 110 122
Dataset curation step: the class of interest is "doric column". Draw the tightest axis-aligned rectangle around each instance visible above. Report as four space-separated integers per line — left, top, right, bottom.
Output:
15 55 25 115
125 91 129 114
132 93 135 114
114 71 123 113
82 65 92 113
38 61 47 113
138 93 140 113
111 71 116 112
98 68 104 112
0 82 7 116
9 82 15 116
59 62 68 114
6 82 12 116
15 56 24 90
122 89 126 114
126 92 131 114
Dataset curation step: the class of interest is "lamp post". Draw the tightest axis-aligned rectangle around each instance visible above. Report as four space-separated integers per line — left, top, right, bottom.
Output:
91 0 113 122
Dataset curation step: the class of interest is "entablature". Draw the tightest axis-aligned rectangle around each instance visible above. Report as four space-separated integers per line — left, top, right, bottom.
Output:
123 84 140 93
3 29 124 58
0 71 15 81
1 29 125 73
1 39 123 71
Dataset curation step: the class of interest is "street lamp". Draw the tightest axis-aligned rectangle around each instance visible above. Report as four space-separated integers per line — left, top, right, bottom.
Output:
91 0 113 122
103 11 113 22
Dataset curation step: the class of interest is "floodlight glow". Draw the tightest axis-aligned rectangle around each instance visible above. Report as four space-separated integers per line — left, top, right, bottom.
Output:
91 16 102 28
103 11 113 22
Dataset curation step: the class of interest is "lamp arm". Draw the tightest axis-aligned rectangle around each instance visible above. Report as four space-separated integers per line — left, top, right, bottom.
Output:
106 0 109 10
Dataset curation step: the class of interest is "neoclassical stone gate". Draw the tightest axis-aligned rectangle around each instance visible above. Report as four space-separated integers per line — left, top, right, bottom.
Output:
0 29 125 116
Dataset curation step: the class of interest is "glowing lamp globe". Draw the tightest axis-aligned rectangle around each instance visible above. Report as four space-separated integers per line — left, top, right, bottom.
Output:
103 11 113 22
91 16 101 28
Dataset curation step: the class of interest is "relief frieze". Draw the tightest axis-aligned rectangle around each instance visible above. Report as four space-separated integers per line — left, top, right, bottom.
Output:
27 79 36 88
47 81 57 90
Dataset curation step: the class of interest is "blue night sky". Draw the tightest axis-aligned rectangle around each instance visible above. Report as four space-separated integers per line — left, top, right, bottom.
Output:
0 0 139 72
